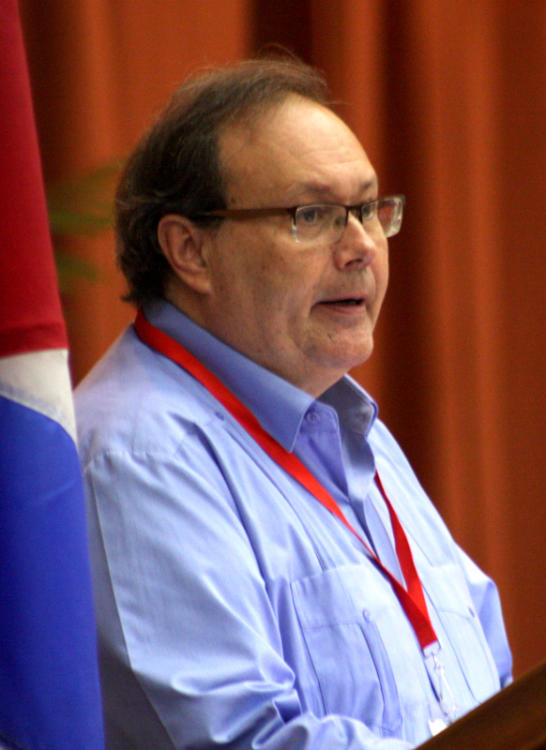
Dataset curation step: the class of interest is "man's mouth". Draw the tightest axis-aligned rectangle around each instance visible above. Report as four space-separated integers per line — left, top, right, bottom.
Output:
320 298 365 306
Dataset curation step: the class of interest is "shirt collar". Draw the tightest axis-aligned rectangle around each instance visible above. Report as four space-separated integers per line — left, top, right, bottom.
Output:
144 299 378 451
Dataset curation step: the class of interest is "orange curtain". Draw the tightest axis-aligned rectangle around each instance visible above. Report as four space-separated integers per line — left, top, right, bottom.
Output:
20 0 545 677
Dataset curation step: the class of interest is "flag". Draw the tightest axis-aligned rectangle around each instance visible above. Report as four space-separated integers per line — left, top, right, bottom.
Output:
0 1 104 748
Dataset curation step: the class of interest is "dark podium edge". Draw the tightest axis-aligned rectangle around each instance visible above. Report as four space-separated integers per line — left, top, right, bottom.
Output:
418 660 546 749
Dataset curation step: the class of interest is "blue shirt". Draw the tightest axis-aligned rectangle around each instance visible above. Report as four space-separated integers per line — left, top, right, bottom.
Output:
76 300 512 750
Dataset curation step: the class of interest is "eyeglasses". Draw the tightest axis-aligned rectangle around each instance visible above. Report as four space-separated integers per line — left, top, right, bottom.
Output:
193 195 405 244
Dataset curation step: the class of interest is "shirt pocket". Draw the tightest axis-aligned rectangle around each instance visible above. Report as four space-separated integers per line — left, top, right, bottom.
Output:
423 564 500 703
290 563 402 737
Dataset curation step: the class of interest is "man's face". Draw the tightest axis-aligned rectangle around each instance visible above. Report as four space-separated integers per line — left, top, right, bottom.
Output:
200 95 389 396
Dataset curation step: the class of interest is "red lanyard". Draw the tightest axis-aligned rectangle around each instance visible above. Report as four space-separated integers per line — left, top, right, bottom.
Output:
134 309 438 651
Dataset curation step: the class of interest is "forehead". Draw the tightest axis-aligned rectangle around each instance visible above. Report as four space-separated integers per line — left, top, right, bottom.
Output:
218 95 377 204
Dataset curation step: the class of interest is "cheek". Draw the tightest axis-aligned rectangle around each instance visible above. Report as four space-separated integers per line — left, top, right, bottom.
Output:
211 226 319 323
373 251 389 307
251 252 313 315
247 275 302 330
213 257 286 328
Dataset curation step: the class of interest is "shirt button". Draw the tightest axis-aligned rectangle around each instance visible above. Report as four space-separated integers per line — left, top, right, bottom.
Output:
362 609 372 622
306 410 319 424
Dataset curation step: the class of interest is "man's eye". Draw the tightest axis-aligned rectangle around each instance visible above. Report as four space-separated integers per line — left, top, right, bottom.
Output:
299 206 327 225
360 201 377 220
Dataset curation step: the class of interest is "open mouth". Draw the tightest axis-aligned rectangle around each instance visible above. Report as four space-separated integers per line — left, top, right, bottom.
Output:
321 298 364 306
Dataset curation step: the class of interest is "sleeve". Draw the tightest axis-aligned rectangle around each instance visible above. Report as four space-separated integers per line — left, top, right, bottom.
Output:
457 547 513 688
84 443 413 750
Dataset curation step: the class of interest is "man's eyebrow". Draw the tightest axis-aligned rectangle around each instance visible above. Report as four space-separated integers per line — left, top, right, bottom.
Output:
293 177 378 201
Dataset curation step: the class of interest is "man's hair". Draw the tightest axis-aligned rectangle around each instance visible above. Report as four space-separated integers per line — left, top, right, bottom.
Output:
115 56 331 306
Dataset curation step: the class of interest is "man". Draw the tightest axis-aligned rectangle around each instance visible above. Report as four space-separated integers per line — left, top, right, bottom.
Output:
76 58 512 749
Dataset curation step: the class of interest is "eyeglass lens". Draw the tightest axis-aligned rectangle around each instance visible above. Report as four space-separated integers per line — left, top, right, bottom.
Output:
294 198 402 243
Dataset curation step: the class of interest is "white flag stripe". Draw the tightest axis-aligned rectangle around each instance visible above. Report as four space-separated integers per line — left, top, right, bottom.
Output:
0 349 76 441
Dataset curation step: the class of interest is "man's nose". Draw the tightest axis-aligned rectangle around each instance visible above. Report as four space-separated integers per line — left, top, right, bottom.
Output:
333 213 379 268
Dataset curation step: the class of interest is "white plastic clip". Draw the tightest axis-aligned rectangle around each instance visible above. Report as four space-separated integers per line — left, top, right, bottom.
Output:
431 649 458 722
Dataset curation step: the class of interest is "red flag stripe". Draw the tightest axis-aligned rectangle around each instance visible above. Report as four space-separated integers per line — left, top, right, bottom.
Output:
0 0 67 356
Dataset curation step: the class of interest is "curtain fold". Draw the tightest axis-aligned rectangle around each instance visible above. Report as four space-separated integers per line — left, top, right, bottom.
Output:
19 0 545 676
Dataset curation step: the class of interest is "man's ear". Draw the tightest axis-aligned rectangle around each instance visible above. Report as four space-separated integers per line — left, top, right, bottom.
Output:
157 214 212 295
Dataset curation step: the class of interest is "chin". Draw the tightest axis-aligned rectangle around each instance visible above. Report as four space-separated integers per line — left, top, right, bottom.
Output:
337 339 375 370
315 349 374 391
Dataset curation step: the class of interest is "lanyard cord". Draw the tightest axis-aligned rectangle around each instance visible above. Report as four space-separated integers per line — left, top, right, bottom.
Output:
134 309 438 651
